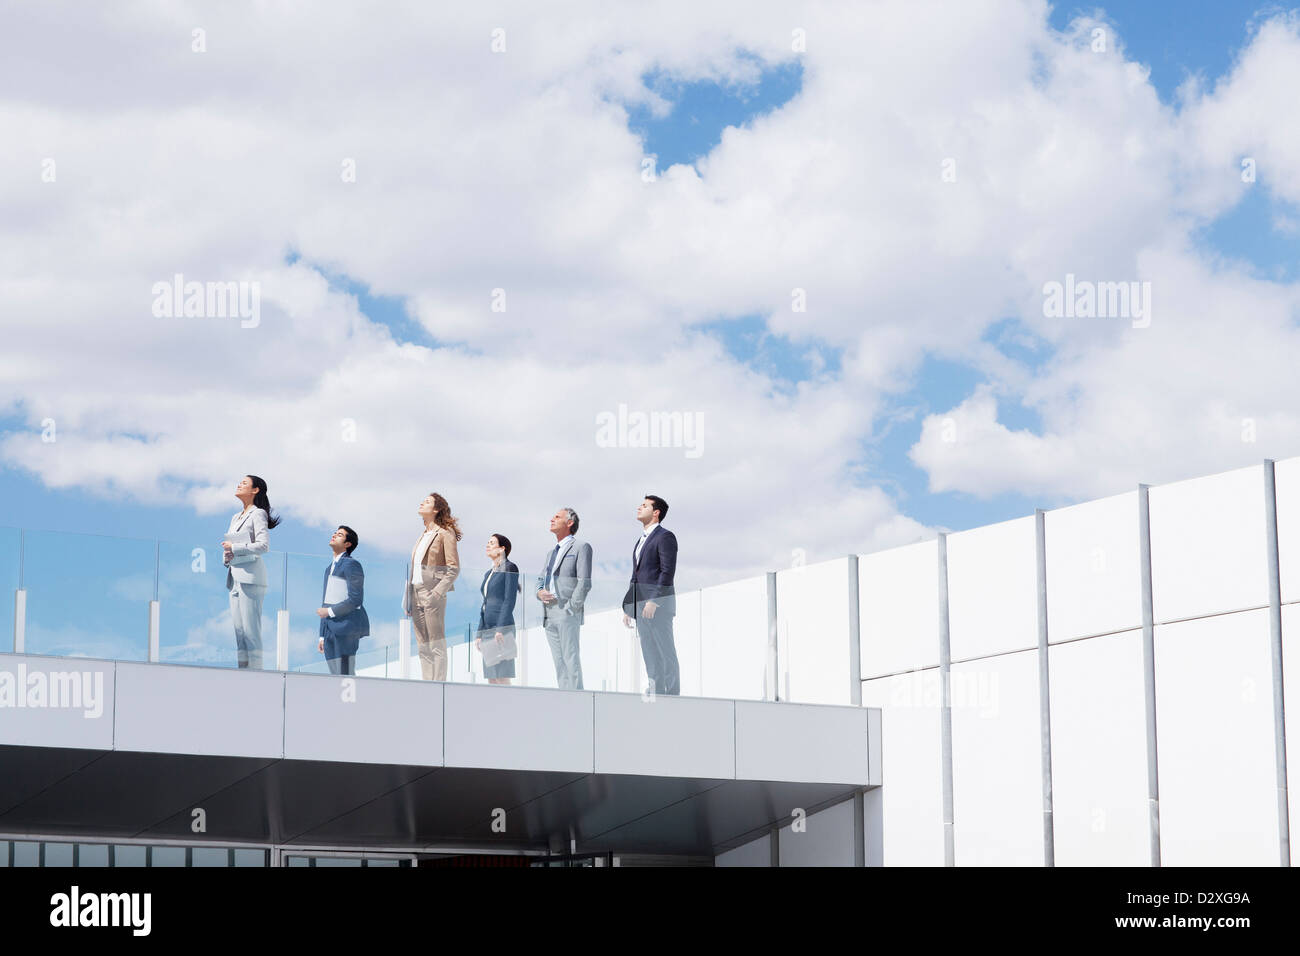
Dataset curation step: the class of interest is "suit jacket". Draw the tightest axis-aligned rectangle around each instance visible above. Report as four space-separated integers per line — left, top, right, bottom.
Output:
319 553 370 656
224 507 270 590
535 537 593 624
622 525 677 617
477 560 520 633
403 525 460 613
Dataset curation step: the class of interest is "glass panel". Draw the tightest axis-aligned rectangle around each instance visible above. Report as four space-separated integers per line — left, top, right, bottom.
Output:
859 540 939 678
1044 492 1141 642
950 650 1043 865
113 845 147 867
150 846 186 867
191 847 229 867
314 856 362 867
1048 630 1148 865
364 858 400 867
286 856 310 867
44 842 74 866
946 517 1038 661
673 589 702 698
776 558 851 705
1273 456 1300 604
861 669 945 865
698 575 767 700
0 526 19 651
12 842 39 866
157 540 236 667
1149 465 1267 622
77 844 110 867
1154 609 1278 864
22 530 155 661
233 849 267 867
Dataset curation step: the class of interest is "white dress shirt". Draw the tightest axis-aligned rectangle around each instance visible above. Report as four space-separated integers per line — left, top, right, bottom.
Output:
327 552 344 617
412 529 436 584
634 522 660 565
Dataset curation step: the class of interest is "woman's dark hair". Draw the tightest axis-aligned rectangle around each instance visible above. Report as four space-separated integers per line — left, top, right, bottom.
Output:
247 475 282 529
338 525 358 555
490 533 521 592
429 492 462 540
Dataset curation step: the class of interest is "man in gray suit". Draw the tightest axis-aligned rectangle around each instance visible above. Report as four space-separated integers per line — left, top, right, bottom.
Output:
535 507 592 690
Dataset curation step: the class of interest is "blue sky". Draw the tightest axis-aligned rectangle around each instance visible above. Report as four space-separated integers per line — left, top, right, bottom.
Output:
1 0 1296 577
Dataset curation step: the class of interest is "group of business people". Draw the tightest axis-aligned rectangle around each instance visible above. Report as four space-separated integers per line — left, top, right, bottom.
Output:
220 477 680 694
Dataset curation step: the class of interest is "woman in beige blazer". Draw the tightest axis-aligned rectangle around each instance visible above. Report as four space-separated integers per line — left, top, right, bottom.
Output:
403 492 461 680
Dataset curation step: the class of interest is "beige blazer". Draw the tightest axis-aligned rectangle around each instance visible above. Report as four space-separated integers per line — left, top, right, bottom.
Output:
403 526 460 612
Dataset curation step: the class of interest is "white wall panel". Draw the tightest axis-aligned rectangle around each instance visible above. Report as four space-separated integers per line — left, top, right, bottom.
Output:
947 517 1038 661
1154 609 1279 865
950 650 1043 866
1049 631 1148 865
1045 492 1141 642
861 669 944 865
858 540 939 677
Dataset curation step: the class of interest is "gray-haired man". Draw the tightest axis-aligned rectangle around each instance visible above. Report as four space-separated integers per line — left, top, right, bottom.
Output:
536 507 593 690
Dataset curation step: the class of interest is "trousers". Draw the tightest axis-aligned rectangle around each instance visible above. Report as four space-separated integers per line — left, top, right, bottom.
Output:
230 583 267 670
411 592 448 681
544 614 583 690
637 612 679 696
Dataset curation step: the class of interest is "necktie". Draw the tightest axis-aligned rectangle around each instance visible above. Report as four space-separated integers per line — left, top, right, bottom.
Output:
544 545 560 591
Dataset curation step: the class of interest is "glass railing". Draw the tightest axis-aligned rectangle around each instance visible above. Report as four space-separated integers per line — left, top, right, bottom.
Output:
0 526 777 700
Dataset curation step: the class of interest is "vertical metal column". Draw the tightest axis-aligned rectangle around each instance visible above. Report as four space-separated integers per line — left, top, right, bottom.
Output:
848 555 862 706
848 555 865 867
1263 460 1291 866
1035 510 1055 866
938 533 955 867
276 554 290 671
13 529 25 654
766 571 779 702
1138 484 1161 867
148 540 160 662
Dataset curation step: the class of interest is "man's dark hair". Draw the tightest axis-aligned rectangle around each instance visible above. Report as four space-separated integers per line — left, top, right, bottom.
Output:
645 495 669 522
338 525 359 555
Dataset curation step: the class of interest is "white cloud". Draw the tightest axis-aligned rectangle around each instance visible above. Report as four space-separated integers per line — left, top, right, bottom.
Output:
2 0 1300 586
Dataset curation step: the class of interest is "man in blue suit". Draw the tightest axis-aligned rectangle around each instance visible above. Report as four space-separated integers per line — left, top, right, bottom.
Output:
622 495 679 696
316 525 370 675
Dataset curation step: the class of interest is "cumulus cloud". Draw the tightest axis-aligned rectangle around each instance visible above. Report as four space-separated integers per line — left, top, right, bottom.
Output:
2 0 1300 585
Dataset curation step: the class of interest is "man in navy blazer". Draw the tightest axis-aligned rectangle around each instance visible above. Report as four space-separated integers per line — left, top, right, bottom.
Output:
316 526 370 675
622 495 680 696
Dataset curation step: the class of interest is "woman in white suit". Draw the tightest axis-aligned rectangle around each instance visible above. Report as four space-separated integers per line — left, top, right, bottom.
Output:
221 474 281 669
